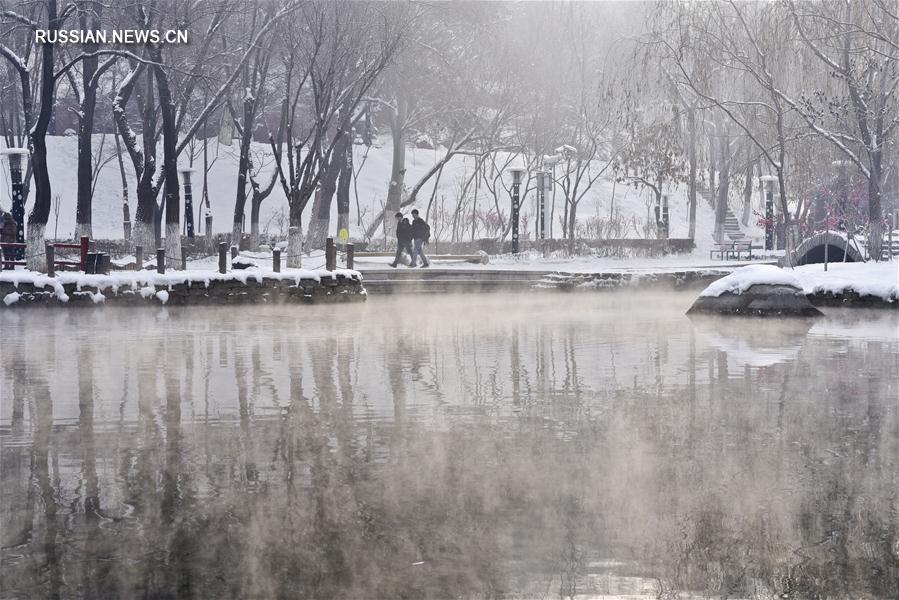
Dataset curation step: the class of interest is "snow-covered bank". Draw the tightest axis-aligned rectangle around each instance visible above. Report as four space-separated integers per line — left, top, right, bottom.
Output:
700 262 899 304
0 267 364 307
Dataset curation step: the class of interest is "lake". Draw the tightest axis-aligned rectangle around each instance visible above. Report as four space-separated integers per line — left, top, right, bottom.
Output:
1 292 897 599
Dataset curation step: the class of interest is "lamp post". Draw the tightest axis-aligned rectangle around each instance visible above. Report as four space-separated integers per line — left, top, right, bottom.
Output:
509 166 524 254
760 175 777 251
534 170 552 241
658 193 670 239
535 171 544 241
542 146 577 242
542 154 562 240
1 148 29 260
179 167 197 238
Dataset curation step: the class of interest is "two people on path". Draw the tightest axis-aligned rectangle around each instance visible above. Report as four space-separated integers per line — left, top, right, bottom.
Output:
390 209 430 268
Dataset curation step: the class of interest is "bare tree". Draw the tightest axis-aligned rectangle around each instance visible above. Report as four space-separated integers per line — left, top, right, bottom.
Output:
269 1 407 266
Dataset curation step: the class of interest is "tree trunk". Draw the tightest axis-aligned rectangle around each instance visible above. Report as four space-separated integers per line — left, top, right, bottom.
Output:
306 143 345 251
26 0 58 270
232 97 254 245
154 61 182 267
867 157 883 260
232 147 251 245
75 11 100 239
384 95 407 241
134 69 158 251
742 151 753 227
714 134 730 244
779 177 796 268
287 195 303 268
687 105 697 239
336 141 352 244
249 194 262 250
708 130 716 200
567 200 577 255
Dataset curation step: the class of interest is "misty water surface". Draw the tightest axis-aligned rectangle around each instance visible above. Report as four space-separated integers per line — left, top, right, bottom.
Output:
1 292 898 599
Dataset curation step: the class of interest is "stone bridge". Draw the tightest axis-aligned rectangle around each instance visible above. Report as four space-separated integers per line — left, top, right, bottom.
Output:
794 231 864 265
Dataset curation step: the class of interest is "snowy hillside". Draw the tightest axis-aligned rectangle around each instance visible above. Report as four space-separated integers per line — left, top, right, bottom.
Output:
0 135 750 253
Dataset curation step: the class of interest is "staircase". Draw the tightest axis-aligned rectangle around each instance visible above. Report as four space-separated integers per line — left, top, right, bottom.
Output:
697 185 751 243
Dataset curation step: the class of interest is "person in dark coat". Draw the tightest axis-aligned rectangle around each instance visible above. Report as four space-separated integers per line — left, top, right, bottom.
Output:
0 209 17 270
410 209 430 268
389 212 415 267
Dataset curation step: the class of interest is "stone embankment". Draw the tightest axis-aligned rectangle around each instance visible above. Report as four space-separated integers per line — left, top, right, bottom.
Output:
0 269 366 308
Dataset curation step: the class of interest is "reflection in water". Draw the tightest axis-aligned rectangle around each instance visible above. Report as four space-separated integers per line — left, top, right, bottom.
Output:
1 293 898 599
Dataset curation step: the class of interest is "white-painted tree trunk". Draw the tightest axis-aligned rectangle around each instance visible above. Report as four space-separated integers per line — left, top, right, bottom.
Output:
287 226 302 268
132 221 156 258
165 223 182 269
782 227 796 268
231 223 242 249
26 223 46 271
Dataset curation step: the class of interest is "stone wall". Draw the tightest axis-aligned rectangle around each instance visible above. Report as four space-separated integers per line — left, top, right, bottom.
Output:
0 271 366 308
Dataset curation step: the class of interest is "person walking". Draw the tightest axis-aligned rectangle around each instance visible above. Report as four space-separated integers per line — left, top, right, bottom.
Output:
389 212 415 268
410 209 431 268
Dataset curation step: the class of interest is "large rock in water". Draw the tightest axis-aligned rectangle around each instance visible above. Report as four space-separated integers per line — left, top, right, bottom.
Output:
688 265 822 317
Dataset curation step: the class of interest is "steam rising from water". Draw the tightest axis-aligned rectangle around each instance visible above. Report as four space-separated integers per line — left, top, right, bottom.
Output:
1 292 897 598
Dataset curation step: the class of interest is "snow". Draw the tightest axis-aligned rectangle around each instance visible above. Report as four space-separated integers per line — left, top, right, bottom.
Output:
792 262 899 302
700 264 802 297
357 250 769 274
0 267 362 299
0 135 763 259
699 261 899 301
155 290 169 304
3 292 20 306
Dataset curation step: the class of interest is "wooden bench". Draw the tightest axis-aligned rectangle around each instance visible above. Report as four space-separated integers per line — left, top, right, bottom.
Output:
710 242 754 260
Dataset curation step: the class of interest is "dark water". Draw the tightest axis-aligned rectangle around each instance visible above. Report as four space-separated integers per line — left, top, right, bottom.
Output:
1 292 898 599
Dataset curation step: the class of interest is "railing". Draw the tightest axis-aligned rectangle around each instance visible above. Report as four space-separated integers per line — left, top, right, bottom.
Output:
0 242 27 268
2 236 91 273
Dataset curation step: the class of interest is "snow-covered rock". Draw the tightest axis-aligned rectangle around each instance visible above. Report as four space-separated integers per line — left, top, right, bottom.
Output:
699 264 802 298
690 265 822 317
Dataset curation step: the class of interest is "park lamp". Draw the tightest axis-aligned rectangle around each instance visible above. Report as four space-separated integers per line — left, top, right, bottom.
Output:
509 165 525 186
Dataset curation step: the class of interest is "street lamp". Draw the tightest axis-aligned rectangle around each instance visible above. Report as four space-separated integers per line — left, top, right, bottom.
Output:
509 165 525 254
657 193 670 239
179 167 197 238
542 146 578 241
1 148 30 261
760 175 777 250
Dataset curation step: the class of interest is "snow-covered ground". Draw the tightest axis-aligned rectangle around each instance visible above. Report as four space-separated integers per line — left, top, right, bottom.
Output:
0 135 764 257
354 250 772 273
700 262 899 302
